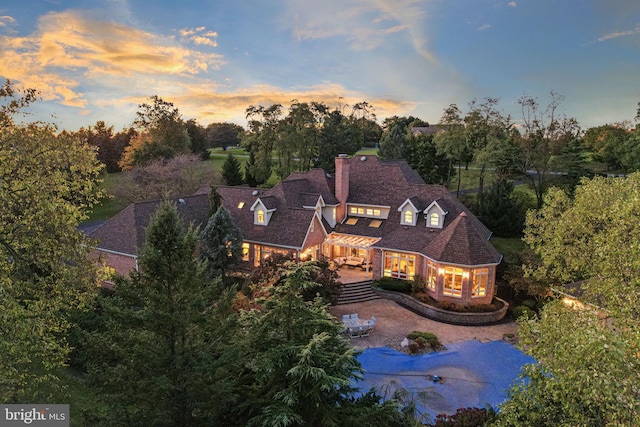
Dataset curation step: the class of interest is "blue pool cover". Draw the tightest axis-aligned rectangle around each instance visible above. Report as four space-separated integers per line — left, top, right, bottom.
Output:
354 340 535 419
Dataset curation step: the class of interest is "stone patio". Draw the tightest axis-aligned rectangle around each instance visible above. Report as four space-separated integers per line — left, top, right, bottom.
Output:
329 298 518 351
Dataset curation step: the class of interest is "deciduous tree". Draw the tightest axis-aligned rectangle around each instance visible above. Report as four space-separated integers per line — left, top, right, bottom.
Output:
496 174 640 425
0 81 103 401
119 95 191 169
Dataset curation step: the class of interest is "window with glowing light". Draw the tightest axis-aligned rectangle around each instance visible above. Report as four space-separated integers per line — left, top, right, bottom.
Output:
242 243 250 261
443 267 464 297
403 210 413 224
426 262 437 291
472 268 488 297
257 209 265 224
429 213 439 227
383 252 415 280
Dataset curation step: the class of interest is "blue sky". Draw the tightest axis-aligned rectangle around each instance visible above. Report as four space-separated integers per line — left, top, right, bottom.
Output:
1 0 639 131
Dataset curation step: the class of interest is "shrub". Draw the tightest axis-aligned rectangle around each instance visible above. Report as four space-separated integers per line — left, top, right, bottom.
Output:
432 407 497 426
410 275 426 294
415 336 427 348
374 276 412 293
521 299 538 311
408 342 419 354
406 331 441 349
511 305 535 320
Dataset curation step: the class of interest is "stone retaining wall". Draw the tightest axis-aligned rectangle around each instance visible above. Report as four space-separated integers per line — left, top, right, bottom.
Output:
374 288 509 325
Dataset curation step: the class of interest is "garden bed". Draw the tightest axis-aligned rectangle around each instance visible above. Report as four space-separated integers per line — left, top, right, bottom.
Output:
374 288 509 325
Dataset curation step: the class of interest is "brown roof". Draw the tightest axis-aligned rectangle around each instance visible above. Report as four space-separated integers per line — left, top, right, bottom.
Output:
216 185 317 249
88 194 210 256
422 212 502 265
93 155 501 266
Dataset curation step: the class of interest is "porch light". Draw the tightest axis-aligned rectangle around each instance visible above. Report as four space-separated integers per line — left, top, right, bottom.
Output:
438 268 445 275
462 271 470 279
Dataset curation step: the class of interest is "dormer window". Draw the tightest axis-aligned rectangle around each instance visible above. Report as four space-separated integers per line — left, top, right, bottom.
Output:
250 198 275 225
398 198 419 226
429 213 439 227
424 200 447 229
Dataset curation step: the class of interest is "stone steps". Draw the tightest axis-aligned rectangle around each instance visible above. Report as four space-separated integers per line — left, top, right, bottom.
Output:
336 280 380 305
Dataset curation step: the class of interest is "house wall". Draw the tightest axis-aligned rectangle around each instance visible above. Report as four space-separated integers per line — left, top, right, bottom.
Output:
303 216 326 250
90 249 137 277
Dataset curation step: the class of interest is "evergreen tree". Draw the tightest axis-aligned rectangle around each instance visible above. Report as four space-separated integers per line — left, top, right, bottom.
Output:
244 149 260 187
87 202 238 425
199 206 243 281
230 262 404 426
208 184 222 217
222 153 244 185
476 178 525 237
378 123 407 160
404 132 451 184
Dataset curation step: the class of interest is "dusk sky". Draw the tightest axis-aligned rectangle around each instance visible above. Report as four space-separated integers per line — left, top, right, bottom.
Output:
1 0 639 131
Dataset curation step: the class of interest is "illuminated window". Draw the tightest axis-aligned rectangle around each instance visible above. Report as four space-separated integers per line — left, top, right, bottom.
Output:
472 268 488 297
366 208 373 216
383 252 415 280
346 217 358 225
373 209 381 216
369 219 382 228
238 201 245 209
310 220 315 232
349 207 357 214
443 267 464 297
430 213 439 227
403 210 413 224
242 243 250 261
426 262 437 291
257 209 265 223
357 207 365 215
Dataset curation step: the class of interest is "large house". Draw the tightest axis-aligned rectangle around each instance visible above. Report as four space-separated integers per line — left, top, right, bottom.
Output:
90 155 502 306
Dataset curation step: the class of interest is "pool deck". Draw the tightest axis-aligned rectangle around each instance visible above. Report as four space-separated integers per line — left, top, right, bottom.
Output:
329 298 518 350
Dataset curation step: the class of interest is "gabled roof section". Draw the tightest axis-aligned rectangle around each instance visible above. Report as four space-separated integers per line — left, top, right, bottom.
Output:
88 194 210 256
424 200 447 215
398 197 420 212
423 212 502 266
250 196 277 212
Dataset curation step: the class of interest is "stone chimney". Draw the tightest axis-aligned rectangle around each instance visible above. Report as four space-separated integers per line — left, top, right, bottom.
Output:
335 154 350 223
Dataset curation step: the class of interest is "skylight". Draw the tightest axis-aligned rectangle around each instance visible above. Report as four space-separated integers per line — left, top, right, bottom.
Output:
238 202 245 209
369 220 382 228
345 217 358 225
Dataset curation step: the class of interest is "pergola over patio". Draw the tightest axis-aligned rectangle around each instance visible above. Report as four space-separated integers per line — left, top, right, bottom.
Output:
324 233 380 275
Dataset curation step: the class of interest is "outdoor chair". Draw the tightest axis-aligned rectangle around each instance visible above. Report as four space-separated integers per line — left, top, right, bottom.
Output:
342 314 350 323
350 313 359 321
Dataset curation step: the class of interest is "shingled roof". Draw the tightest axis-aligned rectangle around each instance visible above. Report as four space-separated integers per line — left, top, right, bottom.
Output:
423 212 502 265
88 194 210 256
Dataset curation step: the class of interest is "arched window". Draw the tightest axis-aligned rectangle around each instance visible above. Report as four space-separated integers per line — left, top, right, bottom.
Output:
404 210 413 224
257 209 265 224
429 213 439 227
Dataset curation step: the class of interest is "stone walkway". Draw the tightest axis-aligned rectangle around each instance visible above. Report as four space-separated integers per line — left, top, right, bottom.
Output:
329 299 518 351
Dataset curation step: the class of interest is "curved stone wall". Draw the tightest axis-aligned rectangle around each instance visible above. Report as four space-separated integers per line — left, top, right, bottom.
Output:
374 288 509 326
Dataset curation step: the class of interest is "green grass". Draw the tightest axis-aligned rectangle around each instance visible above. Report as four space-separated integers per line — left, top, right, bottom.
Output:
490 236 527 263
87 173 128 221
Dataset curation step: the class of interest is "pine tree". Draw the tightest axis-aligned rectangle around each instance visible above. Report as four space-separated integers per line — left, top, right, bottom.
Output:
221 153 244 185
231 262 404 426
199 206 243 281
87 202 238 425
476 178 524 237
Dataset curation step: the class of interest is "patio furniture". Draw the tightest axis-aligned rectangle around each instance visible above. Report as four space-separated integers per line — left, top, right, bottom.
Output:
344 256 364 268
333 257 347 268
